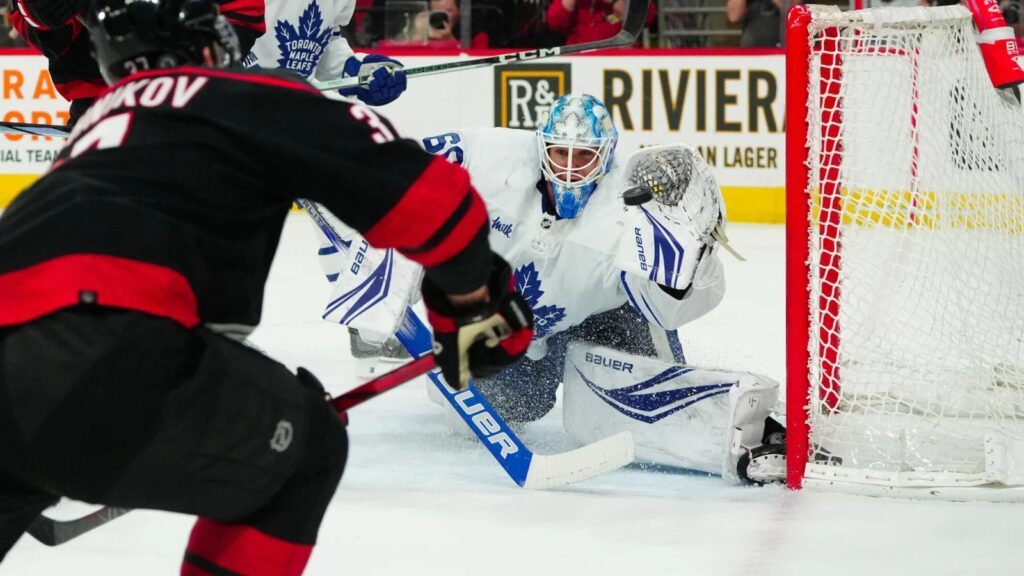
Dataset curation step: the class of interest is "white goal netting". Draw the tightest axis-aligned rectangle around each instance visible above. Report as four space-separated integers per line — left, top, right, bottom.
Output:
797 5 1024 497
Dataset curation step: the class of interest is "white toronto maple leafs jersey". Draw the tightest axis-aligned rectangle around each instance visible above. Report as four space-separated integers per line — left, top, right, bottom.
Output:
242 0 355 81
421 128 726 358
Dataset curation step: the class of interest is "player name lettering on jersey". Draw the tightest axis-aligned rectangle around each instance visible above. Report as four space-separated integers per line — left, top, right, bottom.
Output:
72 76 209 138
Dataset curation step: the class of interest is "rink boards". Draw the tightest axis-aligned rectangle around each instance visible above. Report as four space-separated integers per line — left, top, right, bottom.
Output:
0 48 787 222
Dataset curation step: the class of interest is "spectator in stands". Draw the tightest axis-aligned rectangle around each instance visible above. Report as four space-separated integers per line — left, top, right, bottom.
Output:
0 2 26 47
725 0 799 47
545 0 656 45
406 0 495 47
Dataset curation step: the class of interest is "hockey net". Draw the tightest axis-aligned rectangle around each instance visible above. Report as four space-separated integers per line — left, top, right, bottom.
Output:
786 4 1024 499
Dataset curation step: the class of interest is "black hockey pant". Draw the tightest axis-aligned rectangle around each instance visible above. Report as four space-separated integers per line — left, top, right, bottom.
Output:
474 303 671 422
0 307 348 575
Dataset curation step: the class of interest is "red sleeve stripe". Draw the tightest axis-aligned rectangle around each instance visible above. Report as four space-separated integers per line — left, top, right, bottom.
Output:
218 0 266 30
425 308 457 332
106 67 321 95
363 156 474 254
0 254 199 328
404 192 487 268
55 78 108 100
183 519 312 576
403 190 474 257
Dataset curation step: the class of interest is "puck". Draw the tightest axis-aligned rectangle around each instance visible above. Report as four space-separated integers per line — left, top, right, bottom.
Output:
622 186 653 206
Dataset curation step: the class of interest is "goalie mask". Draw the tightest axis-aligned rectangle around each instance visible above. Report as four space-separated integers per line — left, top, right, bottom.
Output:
87 0 241 85
536 94 618 219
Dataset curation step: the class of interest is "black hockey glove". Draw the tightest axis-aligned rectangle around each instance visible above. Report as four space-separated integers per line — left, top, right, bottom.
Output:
15 0 86 29
422 254 534 391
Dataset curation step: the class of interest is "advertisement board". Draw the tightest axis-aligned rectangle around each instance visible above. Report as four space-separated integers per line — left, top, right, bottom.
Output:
0 49 786 222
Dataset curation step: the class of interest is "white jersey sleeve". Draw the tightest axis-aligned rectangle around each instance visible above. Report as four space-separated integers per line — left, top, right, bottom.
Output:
314 32 355 83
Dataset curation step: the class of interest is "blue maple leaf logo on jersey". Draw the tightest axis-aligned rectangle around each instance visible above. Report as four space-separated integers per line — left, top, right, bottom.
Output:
275 2 333 77
514 263 566 340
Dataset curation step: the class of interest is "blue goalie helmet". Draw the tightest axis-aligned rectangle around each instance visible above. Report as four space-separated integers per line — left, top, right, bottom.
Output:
536 93 618 219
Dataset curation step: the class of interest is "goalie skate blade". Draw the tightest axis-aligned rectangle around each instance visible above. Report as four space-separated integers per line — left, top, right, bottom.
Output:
521 431 635 490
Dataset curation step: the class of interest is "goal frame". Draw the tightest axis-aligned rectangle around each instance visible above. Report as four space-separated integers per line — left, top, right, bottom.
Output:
783 4 1024 500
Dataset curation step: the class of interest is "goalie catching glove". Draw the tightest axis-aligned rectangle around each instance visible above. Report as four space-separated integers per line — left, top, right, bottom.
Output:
422 254 534 390
615 144 743 294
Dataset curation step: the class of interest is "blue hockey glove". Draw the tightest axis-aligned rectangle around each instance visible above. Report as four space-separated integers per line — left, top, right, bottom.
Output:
338 55 407 106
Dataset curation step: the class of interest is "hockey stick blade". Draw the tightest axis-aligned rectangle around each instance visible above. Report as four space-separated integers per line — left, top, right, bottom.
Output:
26 356 433 546
299 199 636 489
314 0 650 92
26 506 132 547
523 431 634 490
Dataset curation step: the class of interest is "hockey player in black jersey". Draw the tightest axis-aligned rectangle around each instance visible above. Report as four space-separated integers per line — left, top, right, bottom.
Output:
0 0 533 573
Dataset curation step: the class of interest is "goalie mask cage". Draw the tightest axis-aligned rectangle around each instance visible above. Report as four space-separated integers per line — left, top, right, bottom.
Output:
786 4 1024 500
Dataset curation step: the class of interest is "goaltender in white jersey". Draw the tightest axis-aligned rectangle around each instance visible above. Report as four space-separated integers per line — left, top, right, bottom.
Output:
320 93 785 484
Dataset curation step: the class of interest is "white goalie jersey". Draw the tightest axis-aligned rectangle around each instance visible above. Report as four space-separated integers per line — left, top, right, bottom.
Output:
315 128 727 351
242 0 355 81
377 127 724 359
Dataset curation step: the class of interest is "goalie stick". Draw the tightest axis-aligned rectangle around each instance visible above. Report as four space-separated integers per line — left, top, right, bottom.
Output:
313 0 651 92
298 199 635 489
26 354 438 546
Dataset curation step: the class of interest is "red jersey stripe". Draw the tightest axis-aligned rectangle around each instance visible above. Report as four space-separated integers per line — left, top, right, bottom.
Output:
363 156 473 253
0 254 199 328
408 191 488 268
55 78 108 101
100 66 322 96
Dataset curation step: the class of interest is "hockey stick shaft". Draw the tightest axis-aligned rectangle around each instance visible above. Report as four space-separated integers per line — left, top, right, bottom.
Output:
0 121 70 137
0 1 651 137
331 353 435 413
313 0 651 92
26 356 432 546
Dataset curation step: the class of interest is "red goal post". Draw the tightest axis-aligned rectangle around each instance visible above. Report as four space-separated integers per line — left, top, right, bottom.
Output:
785 4 1024 500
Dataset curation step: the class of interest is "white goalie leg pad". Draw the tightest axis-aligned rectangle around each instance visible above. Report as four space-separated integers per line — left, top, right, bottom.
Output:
721 372 780 482
319 224 423 341
313 208 356 286
562 341 779 478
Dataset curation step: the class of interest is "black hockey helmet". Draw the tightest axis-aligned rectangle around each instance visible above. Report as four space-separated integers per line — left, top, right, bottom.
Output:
86 0 241 85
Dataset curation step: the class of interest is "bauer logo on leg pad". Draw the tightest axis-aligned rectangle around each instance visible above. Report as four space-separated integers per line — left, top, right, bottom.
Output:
584 351 634 373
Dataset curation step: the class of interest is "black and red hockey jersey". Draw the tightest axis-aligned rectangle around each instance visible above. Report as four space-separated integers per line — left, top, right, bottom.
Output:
0 67 491 330
10 0 265 121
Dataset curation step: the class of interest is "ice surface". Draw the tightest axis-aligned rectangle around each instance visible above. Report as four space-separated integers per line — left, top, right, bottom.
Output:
4 214 1023 575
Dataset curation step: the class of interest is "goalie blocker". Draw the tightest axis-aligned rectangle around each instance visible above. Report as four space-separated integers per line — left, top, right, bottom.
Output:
563 342 784 483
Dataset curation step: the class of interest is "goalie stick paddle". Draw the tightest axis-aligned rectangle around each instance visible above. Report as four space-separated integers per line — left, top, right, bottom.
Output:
306 0 650 92
26 354 437 547
298 199 635 489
